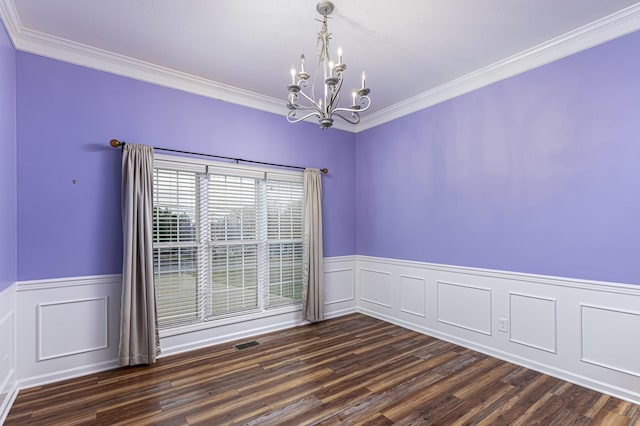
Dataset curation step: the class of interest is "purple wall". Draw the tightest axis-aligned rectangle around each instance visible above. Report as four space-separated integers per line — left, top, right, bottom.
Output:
356 30 640 284
0 20 16 291
16 53 355 280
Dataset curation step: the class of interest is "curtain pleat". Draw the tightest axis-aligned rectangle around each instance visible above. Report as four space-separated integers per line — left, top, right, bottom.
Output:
302 168 324 322
119 143 160 366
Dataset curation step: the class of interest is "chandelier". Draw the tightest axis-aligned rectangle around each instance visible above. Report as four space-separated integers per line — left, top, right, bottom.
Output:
286 1 371 129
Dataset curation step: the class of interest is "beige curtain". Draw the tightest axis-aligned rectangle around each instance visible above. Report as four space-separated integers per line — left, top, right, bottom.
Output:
302 168 324 322
119 143 160 366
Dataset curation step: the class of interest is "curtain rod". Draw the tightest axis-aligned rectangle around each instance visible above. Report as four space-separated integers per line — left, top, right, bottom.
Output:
109 139 328 174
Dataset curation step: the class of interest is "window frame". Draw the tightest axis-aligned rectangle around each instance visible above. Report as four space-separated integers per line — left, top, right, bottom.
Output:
152 154 305 337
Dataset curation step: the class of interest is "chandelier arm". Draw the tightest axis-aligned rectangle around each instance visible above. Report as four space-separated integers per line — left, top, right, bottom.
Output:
332 98 371 114
332 95 372 114
332 111 361 125
287 110 322 123
296 88 321 109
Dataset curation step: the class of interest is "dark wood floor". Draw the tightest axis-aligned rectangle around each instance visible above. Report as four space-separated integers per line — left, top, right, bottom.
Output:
7 313 640 425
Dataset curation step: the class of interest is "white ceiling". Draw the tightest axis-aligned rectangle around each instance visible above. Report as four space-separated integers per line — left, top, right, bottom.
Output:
3 0 640 131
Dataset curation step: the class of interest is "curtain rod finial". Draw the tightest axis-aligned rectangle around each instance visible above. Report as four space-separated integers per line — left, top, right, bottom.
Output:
321 168 328 174
110 139 123 148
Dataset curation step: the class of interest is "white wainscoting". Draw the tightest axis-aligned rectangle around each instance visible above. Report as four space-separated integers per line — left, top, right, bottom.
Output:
356 255 640 405
14 256 358 387
16 275 122 389
0 284 17 425
10 254 640 408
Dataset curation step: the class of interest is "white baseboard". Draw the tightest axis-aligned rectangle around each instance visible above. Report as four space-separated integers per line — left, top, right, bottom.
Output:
356 255 640 405
18 360 120 390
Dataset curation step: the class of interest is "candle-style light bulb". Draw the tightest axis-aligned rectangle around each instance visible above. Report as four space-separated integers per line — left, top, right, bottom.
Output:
361 71 366 89
328 60 334 77
352 90 357 105
337 47 343 64
300 54 305 73
291 66 297 84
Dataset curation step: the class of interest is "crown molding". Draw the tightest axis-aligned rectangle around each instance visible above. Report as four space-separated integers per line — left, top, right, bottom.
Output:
0 0 355 133
2 1 640 135
0 0 20 47
356 3 640 132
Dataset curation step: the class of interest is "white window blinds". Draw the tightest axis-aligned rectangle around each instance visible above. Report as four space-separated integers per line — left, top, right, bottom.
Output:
153 169 199 327
266 180 304 307
152 158 304 329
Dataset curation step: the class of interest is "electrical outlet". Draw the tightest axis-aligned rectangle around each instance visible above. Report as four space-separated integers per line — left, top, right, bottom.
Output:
498 318 509 333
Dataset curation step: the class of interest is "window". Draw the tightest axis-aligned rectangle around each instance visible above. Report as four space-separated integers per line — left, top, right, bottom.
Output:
152 157 304 329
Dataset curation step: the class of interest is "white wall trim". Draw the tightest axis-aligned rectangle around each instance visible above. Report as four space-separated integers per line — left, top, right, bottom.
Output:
19 360 120 390
14 256 357 390
358 305 640 406
0 283 15 306
355 255 640 405
0 283 17 425
2 1 640 133
159 316 304 358
17 273 121 291
9 255 640 407
357 255 640 295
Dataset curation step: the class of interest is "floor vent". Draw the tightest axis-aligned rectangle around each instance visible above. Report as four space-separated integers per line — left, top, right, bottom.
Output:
234 340 260 350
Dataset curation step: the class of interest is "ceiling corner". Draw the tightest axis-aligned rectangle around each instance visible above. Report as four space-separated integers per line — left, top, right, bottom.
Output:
357 2 640 132
0 0 22 48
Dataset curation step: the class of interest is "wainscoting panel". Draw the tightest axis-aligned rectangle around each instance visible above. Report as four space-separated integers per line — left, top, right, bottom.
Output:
509 292 556 353
580 304 640 378
0 284 17 425
325 268 354 305
37 297 109 361
356 255 640 405
437 281 492 335
16 275 122 389
400 275 427 318
359 268 392 308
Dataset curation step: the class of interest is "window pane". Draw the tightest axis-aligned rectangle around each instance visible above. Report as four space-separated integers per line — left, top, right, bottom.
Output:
267 242 303 307
153 169 197 243
267 180 303 240
211 244 258 316
209 175 257 242
154 246 198 327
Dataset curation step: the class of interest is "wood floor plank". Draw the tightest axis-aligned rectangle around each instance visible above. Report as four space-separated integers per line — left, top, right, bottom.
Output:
6 313 639 425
